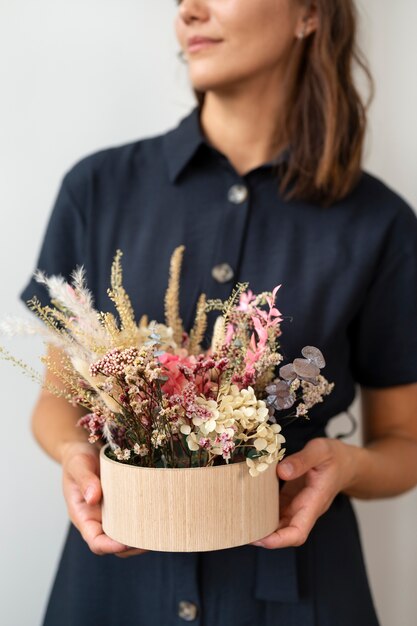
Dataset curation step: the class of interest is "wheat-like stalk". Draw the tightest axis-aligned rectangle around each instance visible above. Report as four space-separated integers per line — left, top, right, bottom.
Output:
0 344 74 401
107 250 138 341
98 312 122 345
164 245 185 345
188 293 207 355
138 314 148 328
40 351 83 397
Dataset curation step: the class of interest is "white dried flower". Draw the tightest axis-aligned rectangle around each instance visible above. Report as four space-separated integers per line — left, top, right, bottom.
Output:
133 443 149 457
151 429 168 448
114 447 131 461
296 402 308 417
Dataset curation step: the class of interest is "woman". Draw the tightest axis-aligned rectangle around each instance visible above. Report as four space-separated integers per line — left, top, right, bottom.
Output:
20 1 417 625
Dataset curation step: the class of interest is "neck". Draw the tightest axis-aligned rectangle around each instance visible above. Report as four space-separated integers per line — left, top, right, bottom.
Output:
199 87 288 176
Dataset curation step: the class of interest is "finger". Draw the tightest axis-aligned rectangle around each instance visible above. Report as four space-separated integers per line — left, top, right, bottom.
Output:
66 452 102 504
114 548 149 558
254 485 331 549
253 507 313 549
63 475 127 555
77 517 129 556
63 471 100 524
65 481 127 554
255 526 306 549
277 438 332 481
76 508 128 555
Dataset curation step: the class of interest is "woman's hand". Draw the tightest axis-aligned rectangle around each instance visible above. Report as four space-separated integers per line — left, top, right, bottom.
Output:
61 441 148 558
250 437 357 549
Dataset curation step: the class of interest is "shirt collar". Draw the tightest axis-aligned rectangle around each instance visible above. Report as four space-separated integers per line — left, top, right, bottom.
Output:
163 105 290 183
163 106 205 183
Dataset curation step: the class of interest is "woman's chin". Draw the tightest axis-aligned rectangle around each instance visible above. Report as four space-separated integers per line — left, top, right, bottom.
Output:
188 76 218 93
187 67 234 92
189 78 238 97
188 68 253 97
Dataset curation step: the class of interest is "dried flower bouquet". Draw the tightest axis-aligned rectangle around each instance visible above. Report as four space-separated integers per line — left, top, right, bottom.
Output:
1 246 333 478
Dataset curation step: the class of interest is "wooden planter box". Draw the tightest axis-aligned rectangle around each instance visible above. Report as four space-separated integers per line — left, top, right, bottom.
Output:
100 444 279 552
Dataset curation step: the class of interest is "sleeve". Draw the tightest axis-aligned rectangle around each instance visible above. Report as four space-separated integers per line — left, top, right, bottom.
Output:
348 200 417 387
18 170 86 311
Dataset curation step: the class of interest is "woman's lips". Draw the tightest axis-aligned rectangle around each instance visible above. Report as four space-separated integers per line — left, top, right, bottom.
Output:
187 38 223 53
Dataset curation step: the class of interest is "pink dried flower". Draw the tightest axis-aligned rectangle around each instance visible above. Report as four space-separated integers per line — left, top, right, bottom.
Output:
159 352 196 395
252 316 268 349
266 285 281 310
77 411 105 441
200 358 215 371
90 347 138 378
236 289 256 311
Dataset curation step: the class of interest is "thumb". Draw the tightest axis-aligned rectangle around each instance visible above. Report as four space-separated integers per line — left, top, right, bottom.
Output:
66 451 102 505
277 438 332 481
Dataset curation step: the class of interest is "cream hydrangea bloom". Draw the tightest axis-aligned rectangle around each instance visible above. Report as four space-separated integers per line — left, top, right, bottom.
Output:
183 384 286 475
246 422 286 477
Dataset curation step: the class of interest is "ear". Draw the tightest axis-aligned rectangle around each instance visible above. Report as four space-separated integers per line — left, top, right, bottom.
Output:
295 1 319 39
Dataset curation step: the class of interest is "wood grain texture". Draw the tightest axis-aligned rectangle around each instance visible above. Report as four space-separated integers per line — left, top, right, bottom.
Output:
100 445 279 552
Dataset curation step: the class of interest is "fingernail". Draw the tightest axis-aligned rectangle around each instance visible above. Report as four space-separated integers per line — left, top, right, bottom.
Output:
253 541 265 548
84 486 94 503
281 462 293 476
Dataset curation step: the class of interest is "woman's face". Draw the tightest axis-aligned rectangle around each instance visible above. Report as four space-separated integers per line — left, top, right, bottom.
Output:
174 0 311 93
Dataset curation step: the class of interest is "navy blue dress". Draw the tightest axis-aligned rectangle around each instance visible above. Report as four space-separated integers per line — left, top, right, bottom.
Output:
19 105 417 626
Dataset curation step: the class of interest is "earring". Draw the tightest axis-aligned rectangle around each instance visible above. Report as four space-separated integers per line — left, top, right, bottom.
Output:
297 17 308 40
297 27 307 40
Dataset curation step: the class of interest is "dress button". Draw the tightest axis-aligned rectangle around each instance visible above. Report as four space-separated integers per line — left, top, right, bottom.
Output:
178 600 198 621
212 263 235 283
228 184 248 204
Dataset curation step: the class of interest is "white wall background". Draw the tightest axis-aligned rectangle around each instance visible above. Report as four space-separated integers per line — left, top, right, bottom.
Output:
0 1 416 625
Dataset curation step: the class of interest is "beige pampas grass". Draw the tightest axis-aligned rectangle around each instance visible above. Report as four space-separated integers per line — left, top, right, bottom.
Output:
33 267 107 344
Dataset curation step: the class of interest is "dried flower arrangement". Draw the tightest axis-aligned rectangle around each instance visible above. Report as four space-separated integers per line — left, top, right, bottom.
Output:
0 246 334 477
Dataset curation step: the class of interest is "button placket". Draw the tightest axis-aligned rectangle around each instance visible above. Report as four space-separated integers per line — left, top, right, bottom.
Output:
205 176 250 299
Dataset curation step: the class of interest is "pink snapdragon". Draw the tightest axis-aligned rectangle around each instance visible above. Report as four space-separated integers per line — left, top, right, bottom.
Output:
244 285 282 374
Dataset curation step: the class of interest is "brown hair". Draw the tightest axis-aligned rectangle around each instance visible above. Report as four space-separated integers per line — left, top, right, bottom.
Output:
193 0 374 208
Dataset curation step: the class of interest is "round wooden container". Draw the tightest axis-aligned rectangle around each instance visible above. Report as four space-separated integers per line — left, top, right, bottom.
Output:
100 445 279 552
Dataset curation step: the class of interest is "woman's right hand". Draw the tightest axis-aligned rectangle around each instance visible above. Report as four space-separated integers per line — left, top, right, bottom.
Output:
61 441 148 558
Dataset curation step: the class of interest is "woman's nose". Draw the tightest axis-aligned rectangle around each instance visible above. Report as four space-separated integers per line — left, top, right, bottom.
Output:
178 0 210 24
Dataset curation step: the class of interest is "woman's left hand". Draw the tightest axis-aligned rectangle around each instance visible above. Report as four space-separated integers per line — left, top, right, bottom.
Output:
250 437 357 549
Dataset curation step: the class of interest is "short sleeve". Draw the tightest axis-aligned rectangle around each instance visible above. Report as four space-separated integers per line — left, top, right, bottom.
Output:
19 171 86 311
348 200 417 387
